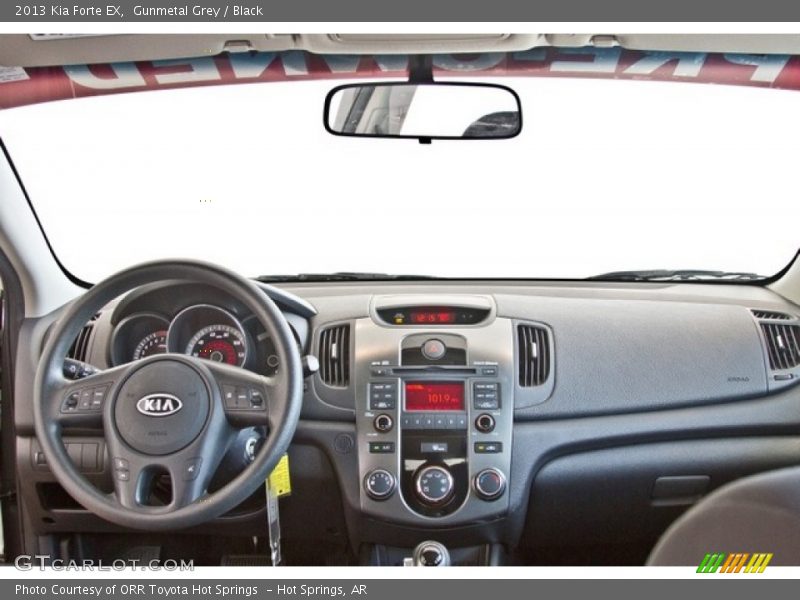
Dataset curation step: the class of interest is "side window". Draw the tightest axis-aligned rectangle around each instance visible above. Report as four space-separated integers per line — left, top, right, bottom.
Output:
0 287 3 414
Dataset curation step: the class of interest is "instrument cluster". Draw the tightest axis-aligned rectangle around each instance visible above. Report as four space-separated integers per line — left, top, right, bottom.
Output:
110 304 282 375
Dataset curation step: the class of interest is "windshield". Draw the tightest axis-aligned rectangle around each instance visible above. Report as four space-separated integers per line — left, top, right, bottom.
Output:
1 74 798 282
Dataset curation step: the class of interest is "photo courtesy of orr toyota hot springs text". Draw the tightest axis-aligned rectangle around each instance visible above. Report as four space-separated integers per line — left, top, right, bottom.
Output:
16 584 262 597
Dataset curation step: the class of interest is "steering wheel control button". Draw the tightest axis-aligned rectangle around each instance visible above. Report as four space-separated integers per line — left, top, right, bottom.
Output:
373 413 394 433
475 413 496 433
235 387 250 407
62 392 80 411
184 457 203 481
78 388 93 410
364 469 396 501
114 360 210 456
113 456 131 481
249 389 265 407
222 384 238 408
223 384 266 410
90 386 108 410
474 468 506 501
414 465 455 506
473 382 500 410
63 385 110 412
421 338 447 361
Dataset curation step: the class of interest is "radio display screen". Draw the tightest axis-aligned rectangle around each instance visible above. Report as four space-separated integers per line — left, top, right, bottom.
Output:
405 381 465 412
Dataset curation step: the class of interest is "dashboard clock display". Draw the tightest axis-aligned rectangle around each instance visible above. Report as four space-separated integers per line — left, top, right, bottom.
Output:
410 309 457 324
405 381 465 411
186 324 247 366
132 330 168 360
376 306 491 326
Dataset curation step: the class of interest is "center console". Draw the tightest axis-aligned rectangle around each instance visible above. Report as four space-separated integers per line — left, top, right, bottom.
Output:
355 296 514 528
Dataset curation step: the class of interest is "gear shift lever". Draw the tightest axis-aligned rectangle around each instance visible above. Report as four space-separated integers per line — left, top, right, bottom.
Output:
404 540 451 566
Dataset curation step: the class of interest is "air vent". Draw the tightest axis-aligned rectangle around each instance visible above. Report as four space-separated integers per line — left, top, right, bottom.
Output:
760 323 800 370
319 324 351 387
67 313 99 362
518 324 550 387
751 309 792 320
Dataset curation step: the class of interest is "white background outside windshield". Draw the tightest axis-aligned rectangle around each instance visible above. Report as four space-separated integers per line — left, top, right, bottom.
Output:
0 76 798 282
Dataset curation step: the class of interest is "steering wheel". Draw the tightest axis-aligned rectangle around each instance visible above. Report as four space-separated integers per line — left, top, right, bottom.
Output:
33 260 303 530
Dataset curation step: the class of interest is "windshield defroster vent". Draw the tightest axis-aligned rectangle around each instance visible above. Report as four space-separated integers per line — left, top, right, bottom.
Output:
751 309 792 320
319 323 351 387
518 324 550 387
760 323 800 371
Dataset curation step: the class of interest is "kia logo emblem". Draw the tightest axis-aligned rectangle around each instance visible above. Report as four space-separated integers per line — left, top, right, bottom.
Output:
136 394 183 417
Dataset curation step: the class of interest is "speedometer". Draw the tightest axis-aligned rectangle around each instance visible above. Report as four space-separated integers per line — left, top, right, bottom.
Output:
185 324 247 366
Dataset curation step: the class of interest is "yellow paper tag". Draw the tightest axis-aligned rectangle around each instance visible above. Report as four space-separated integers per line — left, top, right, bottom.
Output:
267 454 292 498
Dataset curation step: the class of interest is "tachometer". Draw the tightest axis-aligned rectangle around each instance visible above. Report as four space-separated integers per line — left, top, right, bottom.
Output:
186 324 247 366
111 313 170 366
132 330 168 360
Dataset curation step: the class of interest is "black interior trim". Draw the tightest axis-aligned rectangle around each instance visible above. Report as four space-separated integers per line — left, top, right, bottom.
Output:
0 242 26 558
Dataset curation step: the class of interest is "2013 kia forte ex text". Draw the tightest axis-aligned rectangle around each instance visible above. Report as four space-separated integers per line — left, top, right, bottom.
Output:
0 33 799 568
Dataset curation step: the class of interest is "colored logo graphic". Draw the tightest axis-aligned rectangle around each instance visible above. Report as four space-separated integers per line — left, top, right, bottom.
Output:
697 553 773 573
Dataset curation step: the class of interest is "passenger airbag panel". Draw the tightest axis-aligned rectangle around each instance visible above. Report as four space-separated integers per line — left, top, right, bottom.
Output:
498 297 768 416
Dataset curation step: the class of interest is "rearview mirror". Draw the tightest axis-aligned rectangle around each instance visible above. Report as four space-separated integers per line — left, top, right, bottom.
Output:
324 82 522 142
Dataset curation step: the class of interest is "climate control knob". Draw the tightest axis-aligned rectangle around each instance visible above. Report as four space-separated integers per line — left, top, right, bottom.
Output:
414 465 455 506
364 469 396 501
473 468 506 501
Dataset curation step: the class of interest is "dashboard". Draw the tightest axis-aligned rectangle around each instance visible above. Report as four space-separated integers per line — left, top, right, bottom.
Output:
14 278 800 565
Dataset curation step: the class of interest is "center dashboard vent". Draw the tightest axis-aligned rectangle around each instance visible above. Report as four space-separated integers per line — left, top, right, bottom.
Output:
319 323 351 387
517 323 551 387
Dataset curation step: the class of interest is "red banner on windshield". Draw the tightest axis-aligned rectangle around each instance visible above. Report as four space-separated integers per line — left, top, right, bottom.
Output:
3 48 800 110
